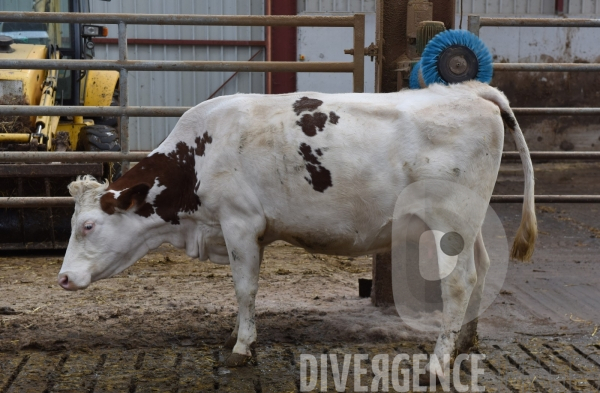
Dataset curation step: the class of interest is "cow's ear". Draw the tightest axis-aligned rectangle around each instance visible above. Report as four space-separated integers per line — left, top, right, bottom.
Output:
100 183 151 214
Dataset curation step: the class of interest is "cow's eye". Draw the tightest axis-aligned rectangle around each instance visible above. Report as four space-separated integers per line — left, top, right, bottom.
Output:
83 222 95 232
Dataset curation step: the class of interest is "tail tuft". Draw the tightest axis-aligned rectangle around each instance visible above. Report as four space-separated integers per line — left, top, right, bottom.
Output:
510 209 537 261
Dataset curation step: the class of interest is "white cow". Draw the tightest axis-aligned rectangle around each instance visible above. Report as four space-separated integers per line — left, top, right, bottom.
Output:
58 81 536 379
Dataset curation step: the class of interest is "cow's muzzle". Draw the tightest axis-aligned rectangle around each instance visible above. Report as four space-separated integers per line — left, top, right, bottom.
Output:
57 271 91 290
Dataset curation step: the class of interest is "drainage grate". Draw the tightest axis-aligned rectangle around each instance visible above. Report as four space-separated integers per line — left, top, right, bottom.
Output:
0 338 599 392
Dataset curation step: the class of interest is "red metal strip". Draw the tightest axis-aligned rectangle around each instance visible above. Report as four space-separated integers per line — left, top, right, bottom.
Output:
270 0 297 94
556 0 564 13
93 38 266 46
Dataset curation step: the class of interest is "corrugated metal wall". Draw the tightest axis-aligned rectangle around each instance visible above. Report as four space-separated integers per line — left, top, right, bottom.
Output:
297 0 376 13
90 0 265 150
456 0 555 14
566 0 600 14
456 0 600 15
457 0 600 62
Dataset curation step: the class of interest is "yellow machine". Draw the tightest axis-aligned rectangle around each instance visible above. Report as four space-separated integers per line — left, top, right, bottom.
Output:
0 0 119 151
0 0 119 249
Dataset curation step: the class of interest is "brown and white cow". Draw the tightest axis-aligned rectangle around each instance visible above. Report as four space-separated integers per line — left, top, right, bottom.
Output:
58 81 536 377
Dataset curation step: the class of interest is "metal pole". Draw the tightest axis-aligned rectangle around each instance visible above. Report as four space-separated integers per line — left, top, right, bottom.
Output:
353 13 365 93
0 152 148 163
0 106 191 117
494 63 600 72
118 21 130 173
468 14 480 36
3 106 600 117
0 12 357 27
478 17 600 27
0 197 75 208
502 151 600 160
0 59 355 72
491 195 600 203
8 194 600 208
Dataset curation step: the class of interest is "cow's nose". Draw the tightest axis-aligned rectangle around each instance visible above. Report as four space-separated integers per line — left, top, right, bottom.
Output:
58 274 70 290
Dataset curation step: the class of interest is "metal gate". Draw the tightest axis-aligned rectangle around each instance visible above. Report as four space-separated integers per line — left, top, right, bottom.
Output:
0 11 365 208
468 15 600 203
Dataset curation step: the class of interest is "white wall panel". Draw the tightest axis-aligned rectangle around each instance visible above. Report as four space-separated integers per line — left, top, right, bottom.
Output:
89 0 265 150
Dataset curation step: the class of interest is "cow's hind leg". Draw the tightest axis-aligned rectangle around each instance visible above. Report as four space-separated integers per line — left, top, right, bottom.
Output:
426 243 477 382
455 231 490 354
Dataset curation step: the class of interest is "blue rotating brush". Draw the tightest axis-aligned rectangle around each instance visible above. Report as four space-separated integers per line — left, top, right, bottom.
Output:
409 30 493 89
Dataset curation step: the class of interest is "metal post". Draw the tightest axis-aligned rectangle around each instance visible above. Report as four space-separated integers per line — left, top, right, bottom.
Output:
118 21 130 173
468 14 480 36
353 13 365 93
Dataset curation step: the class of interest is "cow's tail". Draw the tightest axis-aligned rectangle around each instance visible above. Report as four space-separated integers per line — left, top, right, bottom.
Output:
476 84 537 261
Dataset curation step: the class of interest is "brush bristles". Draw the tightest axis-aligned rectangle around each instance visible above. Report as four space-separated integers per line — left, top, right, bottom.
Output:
420 30 493 87
409 61 421 89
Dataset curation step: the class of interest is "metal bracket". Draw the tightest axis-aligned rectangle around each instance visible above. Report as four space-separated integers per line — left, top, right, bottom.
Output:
344 42 379 61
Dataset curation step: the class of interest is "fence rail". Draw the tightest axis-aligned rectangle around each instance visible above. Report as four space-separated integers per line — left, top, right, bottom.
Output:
4 151 600 164
3 106 600 117
0 11 366 175
4 194 600 208
0 59 355 73
0 12 358 26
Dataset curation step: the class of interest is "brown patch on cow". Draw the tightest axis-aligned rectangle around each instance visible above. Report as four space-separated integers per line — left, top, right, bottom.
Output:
195 131 213 157
297 143 332 193
101 138 208 225
100 184 152 215
329 111 340 124
501 111 517 130
293 96 323 115
296 112 328 137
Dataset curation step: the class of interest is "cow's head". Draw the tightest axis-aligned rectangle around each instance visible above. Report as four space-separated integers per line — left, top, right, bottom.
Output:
58 137 212 290
57 175 157 290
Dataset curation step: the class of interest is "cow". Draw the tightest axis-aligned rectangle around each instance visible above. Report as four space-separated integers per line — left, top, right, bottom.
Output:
58 81 536 379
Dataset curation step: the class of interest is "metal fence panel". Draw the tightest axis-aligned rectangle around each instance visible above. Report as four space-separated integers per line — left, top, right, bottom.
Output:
90 0 265 150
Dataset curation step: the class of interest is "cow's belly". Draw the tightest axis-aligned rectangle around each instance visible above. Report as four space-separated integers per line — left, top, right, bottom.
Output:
258 156 409 256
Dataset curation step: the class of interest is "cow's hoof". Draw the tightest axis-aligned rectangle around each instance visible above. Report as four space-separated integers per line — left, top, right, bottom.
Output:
224 335 237 349
225 353 252 367
419 371 446 387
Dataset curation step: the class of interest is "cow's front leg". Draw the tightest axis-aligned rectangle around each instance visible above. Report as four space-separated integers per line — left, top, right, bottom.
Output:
220 220 263 367
224 247 264 350
426 248 477 383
